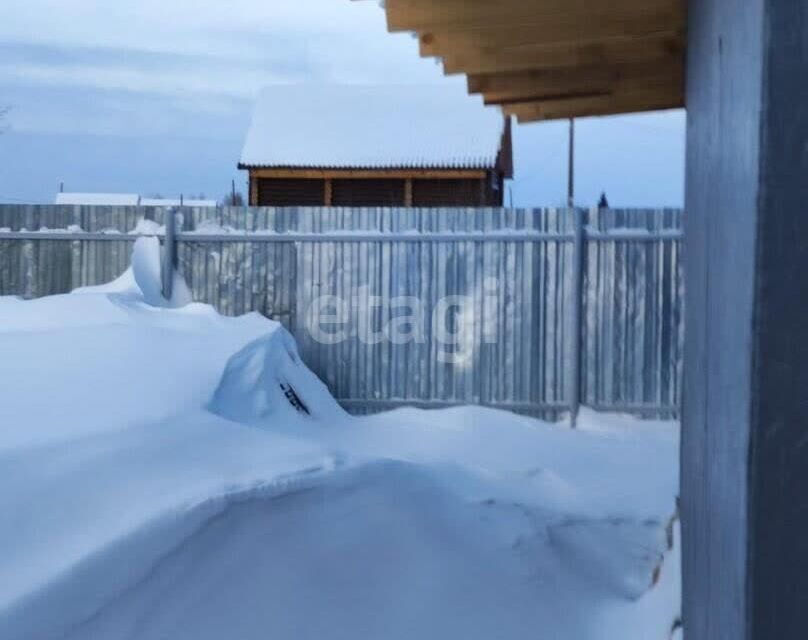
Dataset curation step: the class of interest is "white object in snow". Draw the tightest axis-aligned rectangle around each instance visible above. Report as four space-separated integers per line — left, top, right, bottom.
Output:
74 237 192 308
210 330 347 423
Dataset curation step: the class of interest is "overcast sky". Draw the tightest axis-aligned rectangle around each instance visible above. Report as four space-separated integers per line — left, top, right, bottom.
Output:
0 0 686 206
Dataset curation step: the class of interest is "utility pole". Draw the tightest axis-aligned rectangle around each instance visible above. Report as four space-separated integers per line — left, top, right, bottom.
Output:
567 118 575 209
568 116 582 430
231 179 237 206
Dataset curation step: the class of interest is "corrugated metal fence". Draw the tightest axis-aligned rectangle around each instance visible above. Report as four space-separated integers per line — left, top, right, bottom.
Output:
0 205 683 421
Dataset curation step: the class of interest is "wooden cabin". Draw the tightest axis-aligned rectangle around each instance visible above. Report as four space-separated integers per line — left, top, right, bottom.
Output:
239 85 513 207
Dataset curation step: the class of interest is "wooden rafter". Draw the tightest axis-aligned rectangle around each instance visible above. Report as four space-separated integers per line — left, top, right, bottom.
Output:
503 82 683 122
418 9 684 59
471 58 683 110
386 0 677 33
441 31 683 76
378 0 686 121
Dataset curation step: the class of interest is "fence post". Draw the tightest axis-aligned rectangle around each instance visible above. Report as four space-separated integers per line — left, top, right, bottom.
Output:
570 207 586 428
162 207 177 300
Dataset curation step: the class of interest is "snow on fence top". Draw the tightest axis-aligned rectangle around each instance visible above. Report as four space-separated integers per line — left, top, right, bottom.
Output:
239 84 507 170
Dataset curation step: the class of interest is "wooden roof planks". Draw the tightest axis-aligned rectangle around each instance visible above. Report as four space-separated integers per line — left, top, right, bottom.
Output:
380 0 686 121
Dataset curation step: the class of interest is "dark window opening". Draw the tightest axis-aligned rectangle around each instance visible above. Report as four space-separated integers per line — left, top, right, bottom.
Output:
257 179 325 206
331 179 406 207
412 179 485 207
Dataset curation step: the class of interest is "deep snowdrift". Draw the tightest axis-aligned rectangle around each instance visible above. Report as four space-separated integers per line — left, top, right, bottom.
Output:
0 238 681 640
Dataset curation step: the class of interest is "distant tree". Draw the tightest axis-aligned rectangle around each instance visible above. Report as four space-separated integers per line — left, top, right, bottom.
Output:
222 180 245 206
598 192 610 210
222 191 245 207
0 106 10 135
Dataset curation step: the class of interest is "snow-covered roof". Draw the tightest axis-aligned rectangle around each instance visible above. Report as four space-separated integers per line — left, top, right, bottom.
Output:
140 198 218 208
55 193 217 207
240 84 508 171
55 193 141 206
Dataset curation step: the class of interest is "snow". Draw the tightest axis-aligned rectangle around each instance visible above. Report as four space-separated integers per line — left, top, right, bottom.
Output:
129 218 164 235
0 240 681 639
55 193 141 206
54 193 217 207
140 197 217 208
240 84 507 170
210 330 347 424
73 237 191 307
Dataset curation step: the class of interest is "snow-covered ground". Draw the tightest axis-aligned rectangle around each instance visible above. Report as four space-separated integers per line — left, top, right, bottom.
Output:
0 239 681 640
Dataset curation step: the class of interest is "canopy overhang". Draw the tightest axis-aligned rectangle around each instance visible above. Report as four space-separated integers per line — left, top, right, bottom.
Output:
380 0 686 122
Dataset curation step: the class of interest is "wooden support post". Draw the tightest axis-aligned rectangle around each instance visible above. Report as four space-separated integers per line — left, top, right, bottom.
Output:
682 1 808 638
404 179 413 207
324 179 333 206
567 118 575 208
249 174 258 207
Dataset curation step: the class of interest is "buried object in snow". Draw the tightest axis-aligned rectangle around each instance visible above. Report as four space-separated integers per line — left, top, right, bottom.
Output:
209 329 346 423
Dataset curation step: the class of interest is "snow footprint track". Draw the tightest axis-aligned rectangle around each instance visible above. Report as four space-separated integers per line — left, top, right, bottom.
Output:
54 461 561 640
2 460 347 640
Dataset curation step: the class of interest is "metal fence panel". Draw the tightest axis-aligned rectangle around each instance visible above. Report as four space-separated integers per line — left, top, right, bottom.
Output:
0 205 683 421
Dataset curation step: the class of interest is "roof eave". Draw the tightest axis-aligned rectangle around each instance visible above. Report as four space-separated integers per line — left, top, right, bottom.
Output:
381 0 686 122
238 164 501 173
